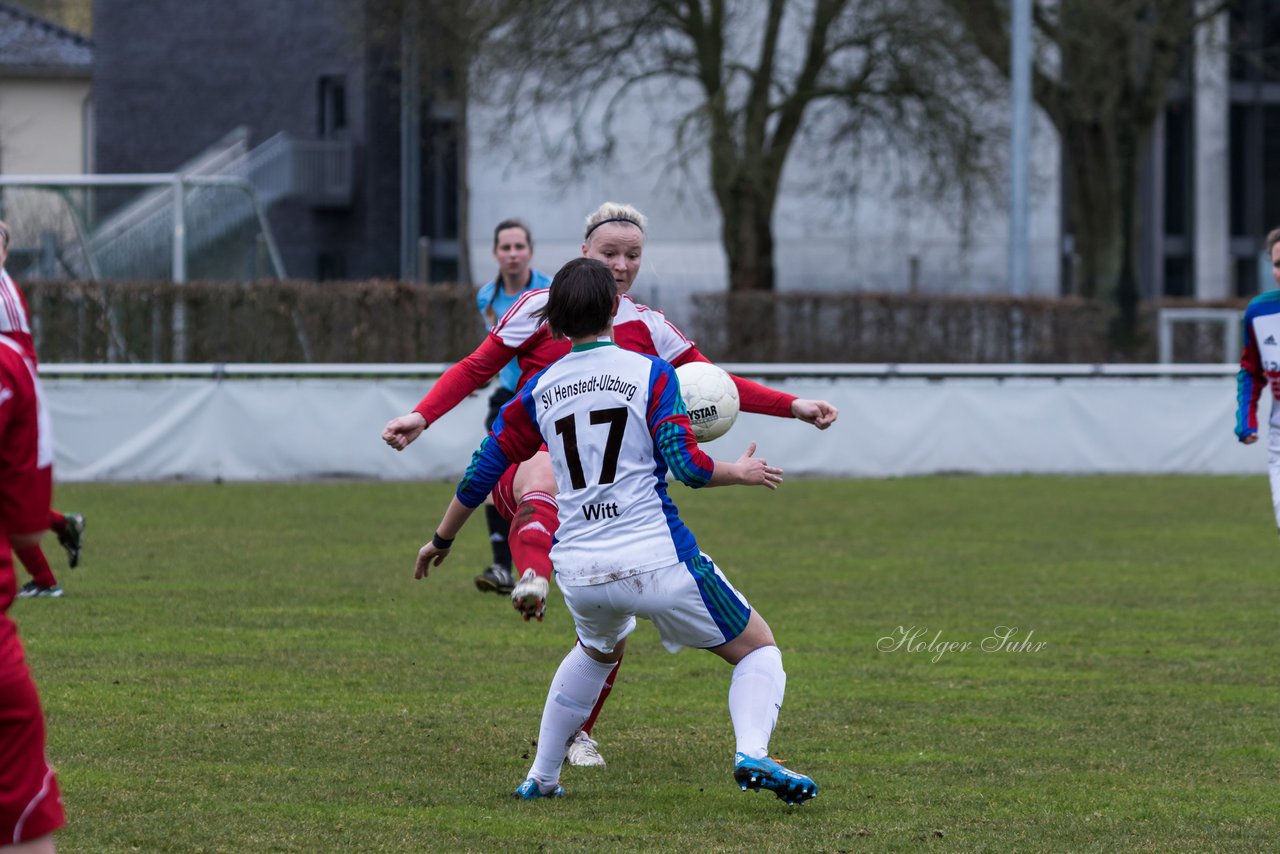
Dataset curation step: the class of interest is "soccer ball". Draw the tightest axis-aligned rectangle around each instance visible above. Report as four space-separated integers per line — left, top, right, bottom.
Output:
676 361 739 442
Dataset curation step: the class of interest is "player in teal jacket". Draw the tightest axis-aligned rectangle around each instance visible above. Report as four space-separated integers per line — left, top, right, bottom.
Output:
1235 227 1280 531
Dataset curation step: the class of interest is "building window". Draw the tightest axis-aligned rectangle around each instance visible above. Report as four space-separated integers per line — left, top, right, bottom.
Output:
1236 256 1259 298
420 102 459 282
1230 0 1280 83
318 76 347 138
1163 255 1193 298
1163 99 1192 241
1230 103 1252 239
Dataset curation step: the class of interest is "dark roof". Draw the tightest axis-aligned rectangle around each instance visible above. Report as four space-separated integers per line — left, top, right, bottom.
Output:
0 2 91 77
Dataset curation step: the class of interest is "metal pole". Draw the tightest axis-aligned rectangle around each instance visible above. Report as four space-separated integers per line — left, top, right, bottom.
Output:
1009 0 1031 296
400 21 422 281
172 175 187 360
240 184 287 279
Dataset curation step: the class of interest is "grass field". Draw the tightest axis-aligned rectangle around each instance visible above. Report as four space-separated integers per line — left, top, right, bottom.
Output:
12 476 1280 852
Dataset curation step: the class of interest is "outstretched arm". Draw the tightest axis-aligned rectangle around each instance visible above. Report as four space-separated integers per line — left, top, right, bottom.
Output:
647 360 782 489
790 398 839 429
382 334 515 451
707 441 783 489
672 348 838 428
415 496 476 579
414 389 545 579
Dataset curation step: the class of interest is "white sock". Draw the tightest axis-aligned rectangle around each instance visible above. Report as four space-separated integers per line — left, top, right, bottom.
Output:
728 645 786 760
528 644 616 786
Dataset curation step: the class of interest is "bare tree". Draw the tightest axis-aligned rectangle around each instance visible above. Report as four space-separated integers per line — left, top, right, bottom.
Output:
945 0 1224 348
475 0 999 295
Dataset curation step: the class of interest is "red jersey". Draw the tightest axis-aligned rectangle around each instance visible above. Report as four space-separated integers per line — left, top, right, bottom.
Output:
413 290 795 425
0 333 51 668
0 271 35 362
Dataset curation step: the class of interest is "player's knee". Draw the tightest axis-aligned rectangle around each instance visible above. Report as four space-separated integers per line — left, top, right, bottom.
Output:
514 453 557 496
581 641 623 664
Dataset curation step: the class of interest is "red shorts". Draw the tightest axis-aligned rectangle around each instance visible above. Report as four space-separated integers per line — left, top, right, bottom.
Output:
490 445 551 521
0 466 52 538
0 669 65 844
492 464 519 522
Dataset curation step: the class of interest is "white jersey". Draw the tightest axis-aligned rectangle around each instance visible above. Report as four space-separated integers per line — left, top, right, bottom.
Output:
458 342 715 586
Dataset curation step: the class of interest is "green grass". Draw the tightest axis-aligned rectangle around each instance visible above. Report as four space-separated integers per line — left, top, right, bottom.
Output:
15 476 1280 852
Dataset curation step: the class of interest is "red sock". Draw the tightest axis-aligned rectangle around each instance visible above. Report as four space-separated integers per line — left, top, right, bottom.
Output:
509 491 557 582
15 545 59 588
49 509 66 532
581 652 623 737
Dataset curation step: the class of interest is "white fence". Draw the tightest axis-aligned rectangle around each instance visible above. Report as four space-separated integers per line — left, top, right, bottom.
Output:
41 363 1262 482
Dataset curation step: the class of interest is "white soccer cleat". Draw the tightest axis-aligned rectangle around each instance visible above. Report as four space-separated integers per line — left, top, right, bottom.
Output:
511 569 549 622
565 730 606 767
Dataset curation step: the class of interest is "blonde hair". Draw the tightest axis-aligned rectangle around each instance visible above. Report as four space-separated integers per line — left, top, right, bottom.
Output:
0 220 9 252
583 202 647 241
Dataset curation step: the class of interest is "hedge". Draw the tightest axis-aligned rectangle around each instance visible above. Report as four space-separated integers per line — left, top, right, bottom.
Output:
20 280 1247 364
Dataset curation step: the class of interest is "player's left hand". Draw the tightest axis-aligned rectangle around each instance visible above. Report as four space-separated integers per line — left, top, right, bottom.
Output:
735 441 784 490
415 542 450 579
792 399 838 429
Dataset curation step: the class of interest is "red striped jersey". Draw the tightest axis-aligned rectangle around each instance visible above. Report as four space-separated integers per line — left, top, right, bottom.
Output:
0 271 34 361
1 333 52 665
413 288 795 426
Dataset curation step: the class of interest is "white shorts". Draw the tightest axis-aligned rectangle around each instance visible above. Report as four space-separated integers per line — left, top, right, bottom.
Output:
1268 427 1280 530
559 553 752 654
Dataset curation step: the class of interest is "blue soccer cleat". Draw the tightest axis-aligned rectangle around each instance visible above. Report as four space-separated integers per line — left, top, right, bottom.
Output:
514 778 564 800
733 753 818 806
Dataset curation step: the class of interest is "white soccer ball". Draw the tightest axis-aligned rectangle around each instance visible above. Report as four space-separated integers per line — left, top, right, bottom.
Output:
676 361 740 442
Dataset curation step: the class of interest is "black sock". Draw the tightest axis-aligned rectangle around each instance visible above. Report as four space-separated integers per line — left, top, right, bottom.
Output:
485 504 512 568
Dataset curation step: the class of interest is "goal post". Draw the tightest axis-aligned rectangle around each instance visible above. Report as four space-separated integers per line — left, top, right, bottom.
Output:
1156 307 1241 364
0 174 287 361
0 173 286 284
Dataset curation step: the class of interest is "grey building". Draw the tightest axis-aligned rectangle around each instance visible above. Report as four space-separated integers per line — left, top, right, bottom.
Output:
91 0 458 281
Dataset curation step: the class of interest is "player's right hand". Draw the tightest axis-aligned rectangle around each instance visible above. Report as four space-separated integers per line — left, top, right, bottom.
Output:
1243 433 1259 445
792 398 838 429
383 412 427 450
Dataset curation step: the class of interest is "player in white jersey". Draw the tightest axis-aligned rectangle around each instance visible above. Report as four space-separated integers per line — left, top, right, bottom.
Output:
414 258 818 805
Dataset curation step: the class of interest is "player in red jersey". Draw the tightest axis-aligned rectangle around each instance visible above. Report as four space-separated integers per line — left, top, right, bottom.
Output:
0 332 66 852
0 222 86 598
382 202 838 765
